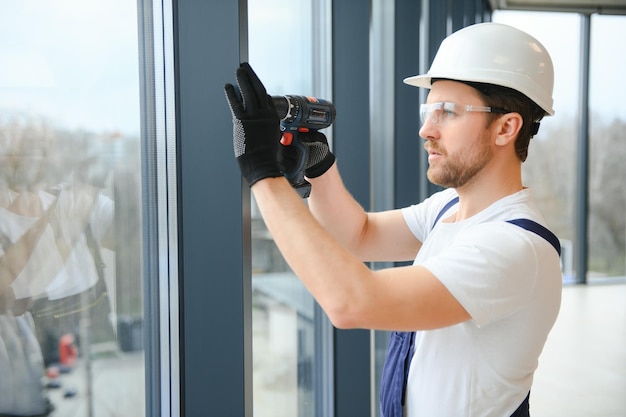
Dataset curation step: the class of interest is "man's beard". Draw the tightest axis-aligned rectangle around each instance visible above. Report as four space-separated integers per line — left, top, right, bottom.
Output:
425 135 493 189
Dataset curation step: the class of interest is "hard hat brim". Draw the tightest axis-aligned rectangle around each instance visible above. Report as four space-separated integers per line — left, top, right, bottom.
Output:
403 74 431 89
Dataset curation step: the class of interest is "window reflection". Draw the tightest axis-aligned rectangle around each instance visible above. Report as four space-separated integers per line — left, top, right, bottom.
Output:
0 2 144 416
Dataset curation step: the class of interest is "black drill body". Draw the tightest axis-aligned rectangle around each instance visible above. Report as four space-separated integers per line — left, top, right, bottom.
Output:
272 95 336 198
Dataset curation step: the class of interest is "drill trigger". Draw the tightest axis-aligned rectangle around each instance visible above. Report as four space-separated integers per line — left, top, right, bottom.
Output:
280 132 293 146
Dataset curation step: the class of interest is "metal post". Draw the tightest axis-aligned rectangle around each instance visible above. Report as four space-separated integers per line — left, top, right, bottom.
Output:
80 293 94 417
418 0 431 202
575 14 591 285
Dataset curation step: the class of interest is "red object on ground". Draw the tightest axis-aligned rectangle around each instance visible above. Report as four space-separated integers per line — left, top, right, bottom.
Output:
59 334 78 367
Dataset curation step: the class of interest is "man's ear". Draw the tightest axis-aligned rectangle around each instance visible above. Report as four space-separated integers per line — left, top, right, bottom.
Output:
494 113 523 146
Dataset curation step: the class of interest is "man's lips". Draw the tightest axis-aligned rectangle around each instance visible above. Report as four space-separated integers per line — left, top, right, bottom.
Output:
424 143 443 161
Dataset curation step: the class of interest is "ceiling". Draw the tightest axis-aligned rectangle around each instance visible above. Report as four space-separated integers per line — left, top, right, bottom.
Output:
488 0 626 14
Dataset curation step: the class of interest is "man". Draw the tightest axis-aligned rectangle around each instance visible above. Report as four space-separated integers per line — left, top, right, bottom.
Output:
225 22 562 417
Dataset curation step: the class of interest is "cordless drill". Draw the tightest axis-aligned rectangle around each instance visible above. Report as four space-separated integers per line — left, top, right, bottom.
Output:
272 95 336 198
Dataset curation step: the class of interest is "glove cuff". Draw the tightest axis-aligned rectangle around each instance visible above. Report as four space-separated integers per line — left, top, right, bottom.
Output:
237 156 283 186
305 152 335 178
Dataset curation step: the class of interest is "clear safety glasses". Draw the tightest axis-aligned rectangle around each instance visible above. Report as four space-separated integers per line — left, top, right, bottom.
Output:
420 102 509 125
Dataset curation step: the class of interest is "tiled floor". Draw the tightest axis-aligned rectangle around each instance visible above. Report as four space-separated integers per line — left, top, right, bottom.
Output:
530 282 626 417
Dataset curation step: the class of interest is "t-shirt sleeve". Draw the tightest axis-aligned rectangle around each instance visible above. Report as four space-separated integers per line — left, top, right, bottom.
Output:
421 223 539 327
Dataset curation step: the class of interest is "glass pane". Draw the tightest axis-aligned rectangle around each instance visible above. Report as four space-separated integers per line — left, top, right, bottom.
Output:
0 2 145 416
589 14 626 281
248 1 322 416
493 11 581 283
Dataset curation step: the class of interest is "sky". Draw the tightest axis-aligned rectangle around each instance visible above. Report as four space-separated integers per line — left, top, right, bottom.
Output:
0 4 624 135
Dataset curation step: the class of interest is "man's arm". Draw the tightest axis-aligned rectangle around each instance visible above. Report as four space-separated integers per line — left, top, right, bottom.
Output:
252 176 470 331
224 63 469 331
307 163 422 263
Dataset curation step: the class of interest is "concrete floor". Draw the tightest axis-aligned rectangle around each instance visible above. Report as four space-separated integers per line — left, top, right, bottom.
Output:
530 282 626 417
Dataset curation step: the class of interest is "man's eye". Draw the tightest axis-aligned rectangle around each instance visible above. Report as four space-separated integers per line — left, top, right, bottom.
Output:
442 103 457 117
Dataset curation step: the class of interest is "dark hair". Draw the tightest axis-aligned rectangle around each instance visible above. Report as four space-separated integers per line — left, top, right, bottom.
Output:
433 78 546 162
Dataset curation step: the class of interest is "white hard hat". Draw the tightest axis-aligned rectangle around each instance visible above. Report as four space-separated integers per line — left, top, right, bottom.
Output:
404 22 555 116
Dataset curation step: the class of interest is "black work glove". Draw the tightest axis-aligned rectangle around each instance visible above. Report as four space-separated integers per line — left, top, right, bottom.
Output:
279 130 335 179
301 130 335 178
224 62 282 187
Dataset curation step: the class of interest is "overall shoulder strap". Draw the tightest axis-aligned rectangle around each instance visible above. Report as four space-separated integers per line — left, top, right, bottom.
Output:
431 196 459 230
506 218 561 256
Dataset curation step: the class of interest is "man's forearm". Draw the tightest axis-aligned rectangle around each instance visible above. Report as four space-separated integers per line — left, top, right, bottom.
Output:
251 176 374 327
306 163 370 258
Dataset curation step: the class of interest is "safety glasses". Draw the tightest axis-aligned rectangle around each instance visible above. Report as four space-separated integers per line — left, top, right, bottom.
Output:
420 102 509 125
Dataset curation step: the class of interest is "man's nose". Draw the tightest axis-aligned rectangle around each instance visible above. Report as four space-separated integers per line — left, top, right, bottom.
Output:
418 117 438 141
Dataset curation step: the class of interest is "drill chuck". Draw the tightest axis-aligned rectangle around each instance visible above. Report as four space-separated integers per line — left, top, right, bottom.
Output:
272 95 291 120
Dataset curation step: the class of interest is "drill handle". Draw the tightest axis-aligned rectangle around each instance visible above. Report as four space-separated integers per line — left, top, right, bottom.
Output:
280 130 312 198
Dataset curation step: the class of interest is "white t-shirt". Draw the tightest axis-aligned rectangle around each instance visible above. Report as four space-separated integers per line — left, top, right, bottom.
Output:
400 188 562 417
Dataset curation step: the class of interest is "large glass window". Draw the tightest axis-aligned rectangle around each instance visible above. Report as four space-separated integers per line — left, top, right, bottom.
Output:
494 11 626 283
0 2 145 416
248 1 331 416
588 14 626 282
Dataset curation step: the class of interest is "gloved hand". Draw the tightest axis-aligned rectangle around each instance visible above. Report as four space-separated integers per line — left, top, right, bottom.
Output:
279 130 335 179
224 62 282 186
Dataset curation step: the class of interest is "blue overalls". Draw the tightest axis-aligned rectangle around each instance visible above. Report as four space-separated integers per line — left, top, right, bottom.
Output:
379 197 561 417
